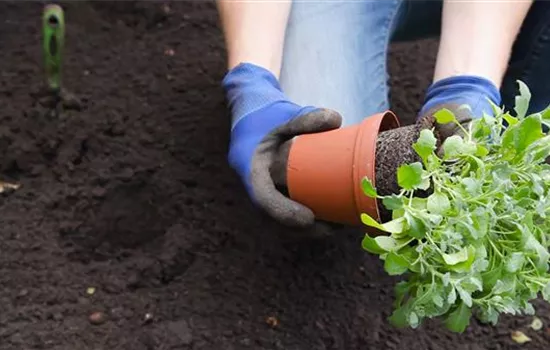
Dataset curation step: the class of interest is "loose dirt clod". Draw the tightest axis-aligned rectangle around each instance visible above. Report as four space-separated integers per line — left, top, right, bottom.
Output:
0 181 20 194
374 124 423 220
375 124 421 193
161 3 171 14
266 316 279 328
511 330 531 344
89 311 106 325
530 317 543 331
143 313 154 324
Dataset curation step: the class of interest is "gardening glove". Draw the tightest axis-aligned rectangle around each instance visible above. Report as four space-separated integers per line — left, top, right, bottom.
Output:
416 75 501 145
223 62 343 228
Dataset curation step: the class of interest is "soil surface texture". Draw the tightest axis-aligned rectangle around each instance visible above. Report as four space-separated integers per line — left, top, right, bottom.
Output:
375 124 421 220
0 1 549 350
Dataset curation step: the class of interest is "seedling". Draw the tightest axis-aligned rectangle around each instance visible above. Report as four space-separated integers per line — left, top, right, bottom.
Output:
43 4 65 94
361 81 550 332
37 4 81 112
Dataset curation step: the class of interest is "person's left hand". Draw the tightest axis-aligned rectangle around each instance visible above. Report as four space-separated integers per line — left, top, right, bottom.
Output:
415 75 501 148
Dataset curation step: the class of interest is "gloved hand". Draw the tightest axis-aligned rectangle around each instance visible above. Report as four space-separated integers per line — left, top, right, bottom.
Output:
223 62 343 228
416 75 501 146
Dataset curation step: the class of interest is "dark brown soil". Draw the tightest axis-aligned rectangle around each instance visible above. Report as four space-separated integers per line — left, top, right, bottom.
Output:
375 124 421 220
1 1 549 349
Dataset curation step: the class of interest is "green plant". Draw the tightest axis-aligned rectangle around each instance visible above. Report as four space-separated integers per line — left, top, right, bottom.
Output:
43 4 65 93
361 81 550 332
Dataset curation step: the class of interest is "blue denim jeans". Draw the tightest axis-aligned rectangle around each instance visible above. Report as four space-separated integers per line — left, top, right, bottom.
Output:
279 0 550 127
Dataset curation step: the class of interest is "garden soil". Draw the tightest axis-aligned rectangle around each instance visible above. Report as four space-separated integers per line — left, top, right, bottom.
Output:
0 1 549 350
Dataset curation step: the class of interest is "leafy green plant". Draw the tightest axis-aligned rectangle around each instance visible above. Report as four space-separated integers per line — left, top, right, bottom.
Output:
361 81 550 332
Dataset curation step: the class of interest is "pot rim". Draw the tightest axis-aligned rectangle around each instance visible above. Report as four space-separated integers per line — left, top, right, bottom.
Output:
352 111 400 224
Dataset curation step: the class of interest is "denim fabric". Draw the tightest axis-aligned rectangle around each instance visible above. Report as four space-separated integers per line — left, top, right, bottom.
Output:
279 0 401 127
279 0 550 127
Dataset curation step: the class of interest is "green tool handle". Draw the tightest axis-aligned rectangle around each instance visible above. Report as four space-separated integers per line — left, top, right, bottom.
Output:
43 4 65 92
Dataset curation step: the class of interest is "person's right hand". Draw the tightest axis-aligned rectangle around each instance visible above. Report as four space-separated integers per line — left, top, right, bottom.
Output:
222 63 343 228
416 75 501 151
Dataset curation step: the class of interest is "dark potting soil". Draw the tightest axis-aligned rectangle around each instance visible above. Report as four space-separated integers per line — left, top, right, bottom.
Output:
1 1 549 350
375 124 422 221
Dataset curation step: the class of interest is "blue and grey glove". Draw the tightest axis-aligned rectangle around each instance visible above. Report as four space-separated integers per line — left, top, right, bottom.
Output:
223 63 342 228
417 75 501 142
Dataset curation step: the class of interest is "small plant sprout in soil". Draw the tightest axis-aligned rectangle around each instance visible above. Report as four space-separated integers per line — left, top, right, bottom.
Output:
37 4 81 112
43 4 64 95
360 81 550 333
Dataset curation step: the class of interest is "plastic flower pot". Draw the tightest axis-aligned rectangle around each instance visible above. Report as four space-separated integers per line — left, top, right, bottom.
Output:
286 111 400 226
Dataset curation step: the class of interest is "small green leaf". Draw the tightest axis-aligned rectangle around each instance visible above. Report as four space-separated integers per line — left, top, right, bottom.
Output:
361 213 404 234
382 195 403 210
413 129 437 159
502 113 518 126
375 236 398 251
360 213 386 232
427 191 451 214
542 282 550 302
392 208 405 220
463 141 478 155
449 245 477 273
388 304 411 328
361 235 385 254
442 135 464 159
442 247 470 265
514 80 531 119
461 177 481 195
408 312 420 328
447 287 457 305
433 294 444 308
475 145 489 157
445 302 472 333
471 208 489 239
405 212 426 239
472 116 493 139
493 163 513 182
505 252 525 273
541 103 550 121
381 217 406 234
524 303 536 316
361 177 377 198
487 98 503 116
481 266 503 292
480 306 499 325
384 252 410 276
434 108 458 124
394 280 411 305
522 229 550 271
442 273 451 287
491 277 515 295
461 276 483 293
502 115 543 157
456 286 473 307
524 135 550 163
397 162 424 190
418 175 431 191
410 198 428 210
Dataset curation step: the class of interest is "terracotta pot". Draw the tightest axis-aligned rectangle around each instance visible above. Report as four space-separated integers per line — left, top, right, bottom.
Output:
286 111 400 226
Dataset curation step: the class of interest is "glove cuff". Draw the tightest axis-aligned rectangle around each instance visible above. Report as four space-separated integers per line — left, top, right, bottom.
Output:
222 63 288 129
419 75 501 119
